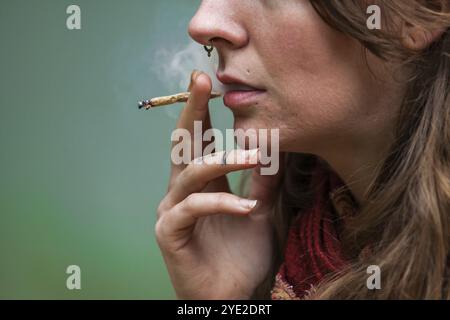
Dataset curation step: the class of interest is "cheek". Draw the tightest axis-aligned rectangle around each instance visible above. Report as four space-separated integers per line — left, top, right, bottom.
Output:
233 2 398 153
253 9 383 148
258 1 351 81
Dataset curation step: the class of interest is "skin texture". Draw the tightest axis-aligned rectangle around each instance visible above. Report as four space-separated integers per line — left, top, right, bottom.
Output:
156 0 408 299
156 72 282 299
189 0 407 202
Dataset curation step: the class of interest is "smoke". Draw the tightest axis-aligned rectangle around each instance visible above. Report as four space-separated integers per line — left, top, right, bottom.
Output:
152 41 224 118
154 41 224 91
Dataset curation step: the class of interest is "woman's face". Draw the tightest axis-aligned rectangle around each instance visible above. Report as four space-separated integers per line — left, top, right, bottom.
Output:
189 0 403 157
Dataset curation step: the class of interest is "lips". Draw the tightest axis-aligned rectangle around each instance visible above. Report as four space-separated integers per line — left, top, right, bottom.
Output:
216 73 266 109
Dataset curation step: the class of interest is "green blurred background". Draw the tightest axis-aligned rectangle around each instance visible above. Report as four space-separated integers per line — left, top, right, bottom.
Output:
0 0 236 299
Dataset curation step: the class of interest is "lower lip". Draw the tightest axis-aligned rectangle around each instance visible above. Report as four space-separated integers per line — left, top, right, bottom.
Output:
223 90 266 108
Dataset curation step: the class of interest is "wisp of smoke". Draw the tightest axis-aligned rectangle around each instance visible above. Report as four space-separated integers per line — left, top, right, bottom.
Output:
153 41 224 118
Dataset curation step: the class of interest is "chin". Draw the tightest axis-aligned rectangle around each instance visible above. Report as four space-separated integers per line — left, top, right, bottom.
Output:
232 117 283 151
233 117 261 134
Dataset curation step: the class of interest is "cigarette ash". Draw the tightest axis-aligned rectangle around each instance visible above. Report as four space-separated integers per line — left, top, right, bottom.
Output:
153 41 224 119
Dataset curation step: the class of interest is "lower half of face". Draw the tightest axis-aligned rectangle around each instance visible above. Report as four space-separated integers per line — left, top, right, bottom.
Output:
224 1 401 157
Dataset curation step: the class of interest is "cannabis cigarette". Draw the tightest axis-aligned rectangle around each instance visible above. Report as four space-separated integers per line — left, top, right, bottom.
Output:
138 91 222 110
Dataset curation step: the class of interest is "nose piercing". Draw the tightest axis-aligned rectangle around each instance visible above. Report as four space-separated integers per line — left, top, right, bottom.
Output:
203 43 214 57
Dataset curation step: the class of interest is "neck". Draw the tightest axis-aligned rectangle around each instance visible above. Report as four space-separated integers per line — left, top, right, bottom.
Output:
322 74 405 204
321 131 394 205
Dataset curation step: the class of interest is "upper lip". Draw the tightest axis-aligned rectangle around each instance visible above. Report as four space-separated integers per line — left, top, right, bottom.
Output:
216 72 265 91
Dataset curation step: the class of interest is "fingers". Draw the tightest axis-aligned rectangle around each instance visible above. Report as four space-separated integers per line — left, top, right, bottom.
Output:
170 71 215 181
165 149 260 207
175 71 213 135
156 192 257 249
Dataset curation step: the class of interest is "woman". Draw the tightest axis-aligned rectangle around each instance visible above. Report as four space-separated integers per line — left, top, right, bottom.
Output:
155 0 450 299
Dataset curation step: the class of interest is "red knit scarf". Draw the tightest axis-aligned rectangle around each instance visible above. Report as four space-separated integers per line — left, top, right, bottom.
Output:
271 162 355 300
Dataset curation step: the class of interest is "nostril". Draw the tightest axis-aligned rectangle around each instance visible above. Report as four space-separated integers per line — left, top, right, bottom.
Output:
188 8 249 50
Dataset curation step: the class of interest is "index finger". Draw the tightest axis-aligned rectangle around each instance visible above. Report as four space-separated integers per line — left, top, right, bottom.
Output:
175 71 213 136
170 72 216 180
165 149 260 207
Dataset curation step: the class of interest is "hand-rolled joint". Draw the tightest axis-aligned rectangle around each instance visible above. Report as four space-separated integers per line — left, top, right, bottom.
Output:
138 91 222 110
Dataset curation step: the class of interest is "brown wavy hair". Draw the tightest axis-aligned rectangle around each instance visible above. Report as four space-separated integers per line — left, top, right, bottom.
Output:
251 0 450 299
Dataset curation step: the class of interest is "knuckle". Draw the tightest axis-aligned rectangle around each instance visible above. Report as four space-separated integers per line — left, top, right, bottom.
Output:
183 193 199 210
177 169 191 188
216 192 228 205
184 162 198 179
215 193 232 214
156 204 164 220
156 199 169 220
154 218 166 244
154 212 178 249
180 166 203 190
173 174 184 190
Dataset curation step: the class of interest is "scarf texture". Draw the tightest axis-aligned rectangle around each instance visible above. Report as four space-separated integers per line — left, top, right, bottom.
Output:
271 162 358 300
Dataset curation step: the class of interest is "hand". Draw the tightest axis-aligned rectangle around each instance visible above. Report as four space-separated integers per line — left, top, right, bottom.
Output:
155 71 283 299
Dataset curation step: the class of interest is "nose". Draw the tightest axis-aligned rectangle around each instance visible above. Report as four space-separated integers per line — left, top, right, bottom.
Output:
188 0 249 51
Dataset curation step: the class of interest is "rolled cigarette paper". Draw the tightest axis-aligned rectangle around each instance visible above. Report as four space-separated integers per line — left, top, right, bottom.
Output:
138 91 222 110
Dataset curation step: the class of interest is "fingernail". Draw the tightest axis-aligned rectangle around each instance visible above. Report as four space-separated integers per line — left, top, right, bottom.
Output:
188 70 201 91
240 199 258 210
194 70 202 80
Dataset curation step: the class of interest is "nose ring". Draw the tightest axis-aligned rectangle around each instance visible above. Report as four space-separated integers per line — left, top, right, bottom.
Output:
203 43 214 57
